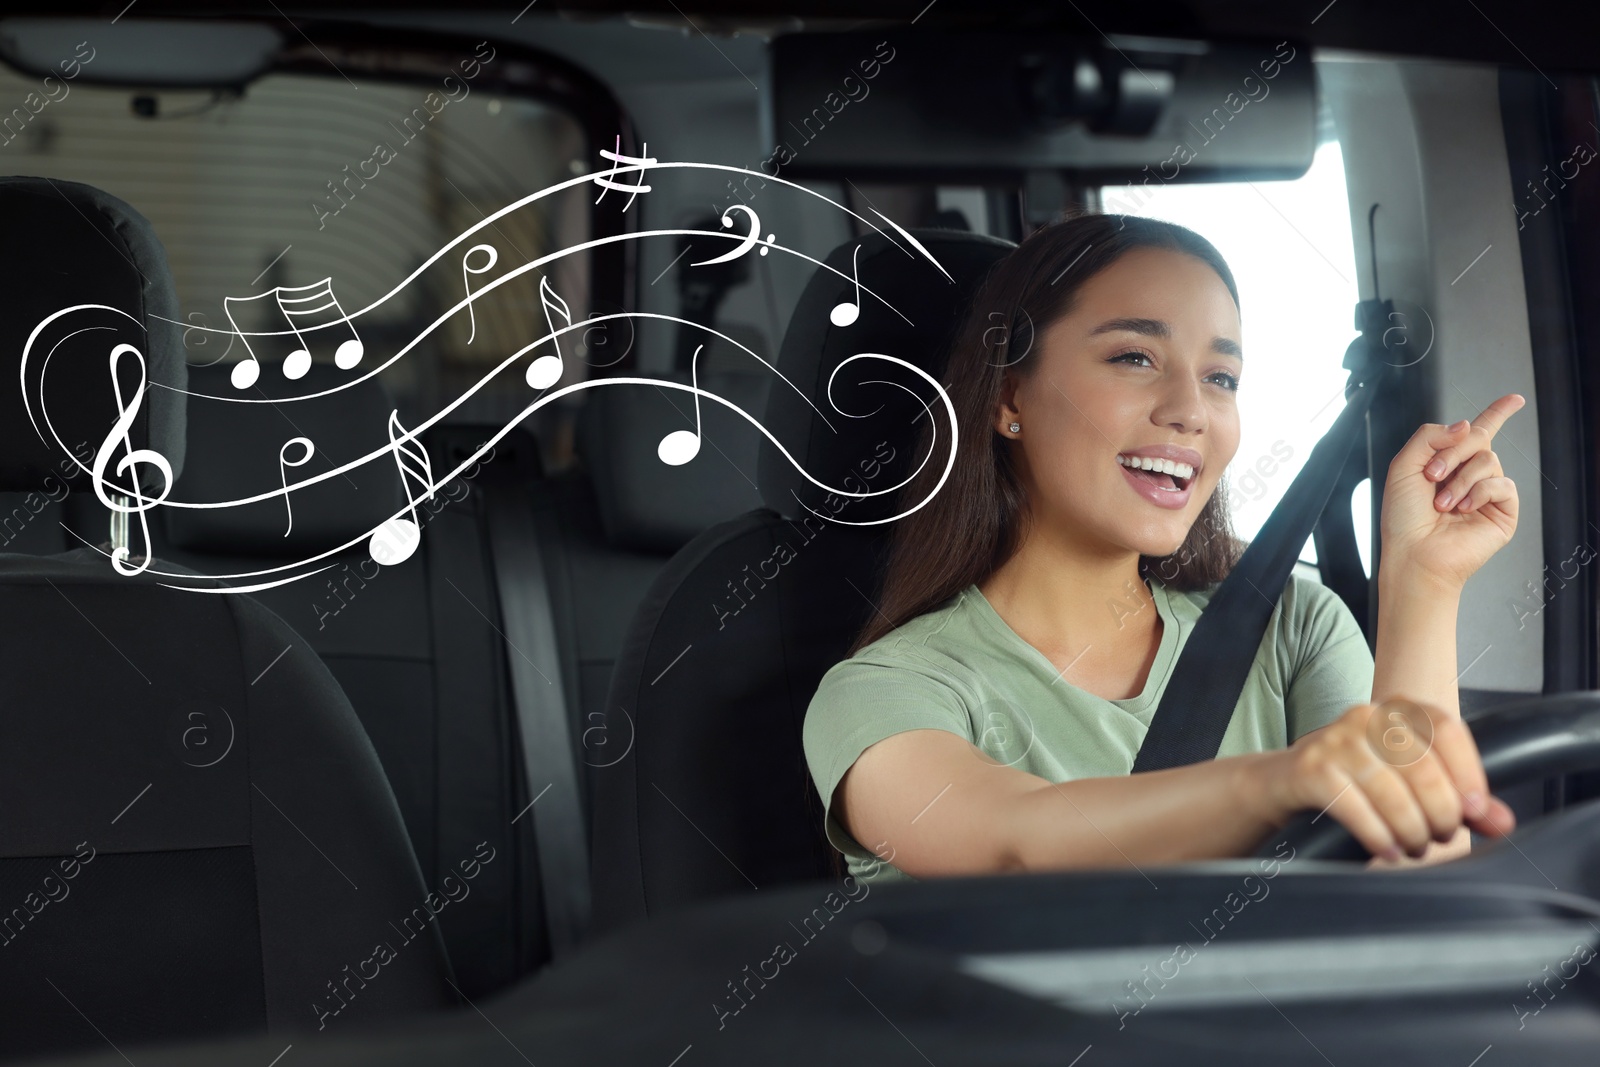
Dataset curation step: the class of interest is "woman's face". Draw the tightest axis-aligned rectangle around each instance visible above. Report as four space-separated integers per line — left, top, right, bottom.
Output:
997 247 1243 561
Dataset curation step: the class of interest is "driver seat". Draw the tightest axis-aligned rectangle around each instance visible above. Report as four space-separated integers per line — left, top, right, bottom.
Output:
588 228 1012 932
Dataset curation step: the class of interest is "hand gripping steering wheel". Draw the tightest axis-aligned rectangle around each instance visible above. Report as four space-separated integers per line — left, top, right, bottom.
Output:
1255 693 1600 860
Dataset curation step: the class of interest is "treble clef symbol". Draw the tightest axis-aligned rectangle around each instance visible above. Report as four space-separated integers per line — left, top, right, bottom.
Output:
91 343 174 577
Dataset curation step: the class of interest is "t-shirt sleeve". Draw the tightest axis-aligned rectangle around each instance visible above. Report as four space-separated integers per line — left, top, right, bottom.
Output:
802 647 974 857
1282 575 1376 741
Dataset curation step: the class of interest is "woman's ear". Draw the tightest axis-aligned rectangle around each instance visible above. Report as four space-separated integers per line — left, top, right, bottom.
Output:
994 372 1022 438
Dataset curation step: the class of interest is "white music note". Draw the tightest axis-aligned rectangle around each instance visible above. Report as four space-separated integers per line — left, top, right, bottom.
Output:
689 204 778 267
592 135 656 211
221 291 267 389
527 275 568 390
368 410 435 567
278 279 364 377
831 244 863 327
223 278 363 388
278 436 314 536
461 244 498 345
658 343 704 466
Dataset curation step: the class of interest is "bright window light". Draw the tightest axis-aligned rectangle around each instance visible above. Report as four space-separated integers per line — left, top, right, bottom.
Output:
1351 476 1372 577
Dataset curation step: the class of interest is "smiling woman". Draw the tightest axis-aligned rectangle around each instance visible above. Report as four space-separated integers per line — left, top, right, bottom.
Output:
801 213 1523 887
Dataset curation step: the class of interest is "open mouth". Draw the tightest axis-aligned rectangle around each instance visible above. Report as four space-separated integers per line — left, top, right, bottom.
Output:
1116 454 1195 493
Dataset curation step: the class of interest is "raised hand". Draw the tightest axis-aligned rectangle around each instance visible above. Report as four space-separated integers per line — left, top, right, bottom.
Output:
1379 393 1524 592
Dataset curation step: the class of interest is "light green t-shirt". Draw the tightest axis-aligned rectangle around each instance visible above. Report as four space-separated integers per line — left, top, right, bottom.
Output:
802 574 1375 885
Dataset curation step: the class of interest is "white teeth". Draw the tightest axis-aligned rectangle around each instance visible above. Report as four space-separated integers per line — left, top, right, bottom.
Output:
1117 454 1195 480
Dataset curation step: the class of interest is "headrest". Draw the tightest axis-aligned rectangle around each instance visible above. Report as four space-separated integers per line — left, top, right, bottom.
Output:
578 370 769 555
161 361 405 557
757 229 1013 522
0 176 186 494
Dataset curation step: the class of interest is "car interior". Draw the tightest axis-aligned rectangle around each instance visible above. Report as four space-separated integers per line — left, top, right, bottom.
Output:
2 2 1600 1064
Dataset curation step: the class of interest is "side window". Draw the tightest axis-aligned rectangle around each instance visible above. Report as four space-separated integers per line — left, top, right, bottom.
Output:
1100 140 1361 565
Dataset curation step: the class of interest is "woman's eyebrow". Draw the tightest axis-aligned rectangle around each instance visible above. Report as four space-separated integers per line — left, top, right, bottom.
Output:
1089 316 1170 343
1088 317 1243 360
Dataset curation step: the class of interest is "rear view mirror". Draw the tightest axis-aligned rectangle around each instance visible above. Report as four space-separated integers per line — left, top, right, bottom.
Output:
0 18 282 88
767 30 1316 184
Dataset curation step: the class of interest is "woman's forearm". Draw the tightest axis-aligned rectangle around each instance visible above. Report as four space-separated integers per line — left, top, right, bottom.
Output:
1007 751 1287 871
1372 560 1463 718
1370 559 1470 861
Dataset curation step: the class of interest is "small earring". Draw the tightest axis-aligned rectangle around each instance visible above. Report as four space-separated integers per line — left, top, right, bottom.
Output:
1008 421 1021 433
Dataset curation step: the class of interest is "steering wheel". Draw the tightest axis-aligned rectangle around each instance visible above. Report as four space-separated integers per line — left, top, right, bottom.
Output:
1254 692 1600 860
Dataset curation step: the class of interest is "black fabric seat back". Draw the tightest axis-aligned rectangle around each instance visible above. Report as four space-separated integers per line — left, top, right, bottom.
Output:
576 368 770 557
148 357 557 999
546 368 770 807
0 176 452 1060
589 230 1013 932
0 556 455 1057
146 355 772 991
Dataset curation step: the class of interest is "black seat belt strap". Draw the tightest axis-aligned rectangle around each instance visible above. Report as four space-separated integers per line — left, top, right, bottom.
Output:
1131 362 1388 773
483 477 591 957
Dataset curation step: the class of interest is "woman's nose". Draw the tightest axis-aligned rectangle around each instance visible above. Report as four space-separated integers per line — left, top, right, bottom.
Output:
1151 376 1207 434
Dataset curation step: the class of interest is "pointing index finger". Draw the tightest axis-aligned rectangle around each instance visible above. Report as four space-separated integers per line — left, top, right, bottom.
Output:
1469 393 1526 441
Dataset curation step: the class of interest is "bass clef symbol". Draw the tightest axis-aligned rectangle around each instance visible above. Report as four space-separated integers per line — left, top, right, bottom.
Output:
91 343 174 576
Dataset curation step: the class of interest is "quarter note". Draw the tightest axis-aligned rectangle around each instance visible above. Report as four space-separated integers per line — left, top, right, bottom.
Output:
527 275 568 389
830 244 862 327
657 343 704 466
278 436 314 536
222 291 265 389
368 410 434 567
461 243 498 345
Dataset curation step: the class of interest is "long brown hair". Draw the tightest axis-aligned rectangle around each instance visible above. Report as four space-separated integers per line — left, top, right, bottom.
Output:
852 212 1246 654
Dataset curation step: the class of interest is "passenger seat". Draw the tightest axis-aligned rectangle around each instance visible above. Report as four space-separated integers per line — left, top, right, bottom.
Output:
151 360 563 999
0 175 453 1059
150 360 770 991
0 178 775 1000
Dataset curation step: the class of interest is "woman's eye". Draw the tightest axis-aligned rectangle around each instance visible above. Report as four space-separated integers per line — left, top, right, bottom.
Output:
1109 350 1154 367
1109 350 1239 392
